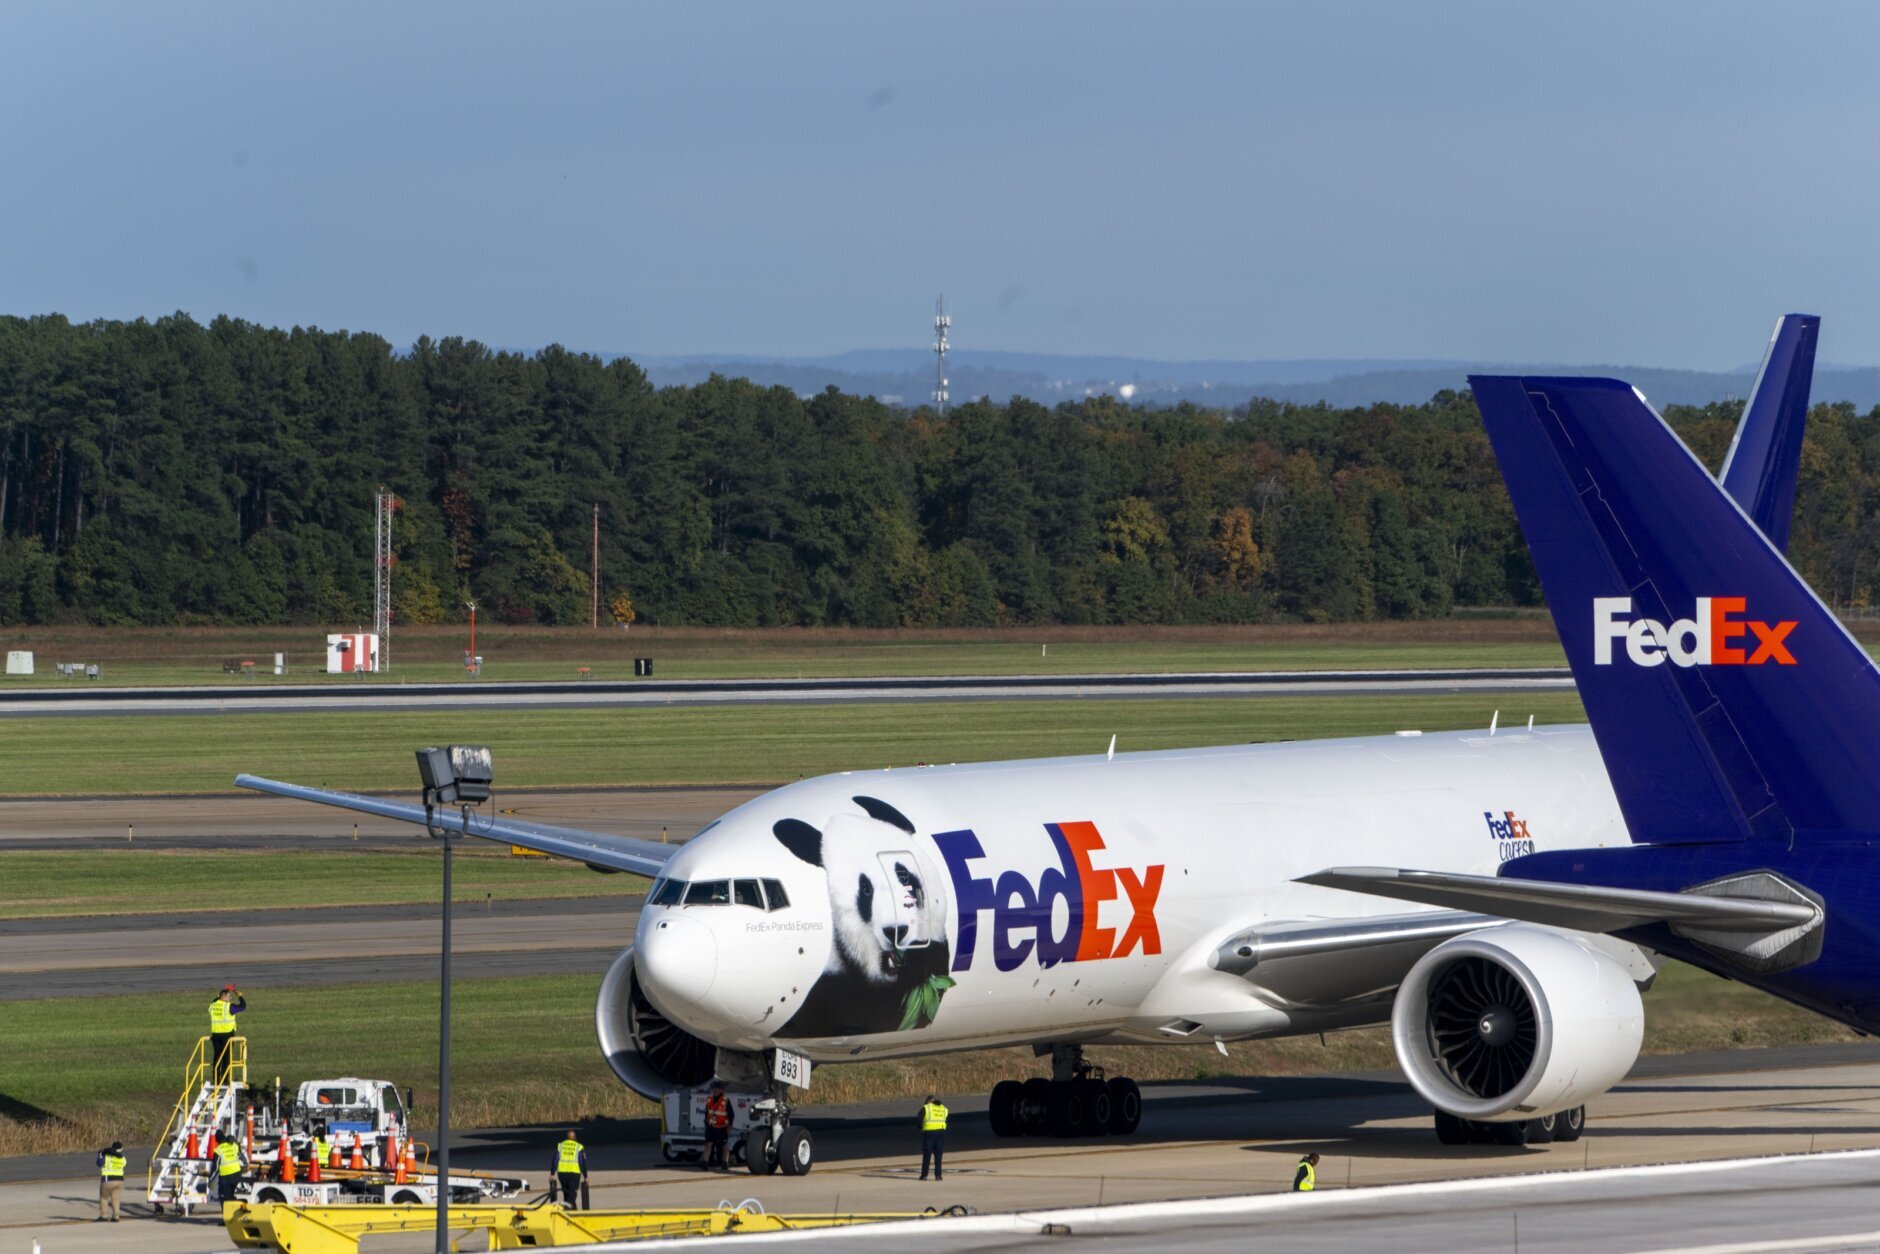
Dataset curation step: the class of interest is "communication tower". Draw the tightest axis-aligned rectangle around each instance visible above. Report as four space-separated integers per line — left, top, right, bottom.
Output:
932 296 950 415
374 487 395 670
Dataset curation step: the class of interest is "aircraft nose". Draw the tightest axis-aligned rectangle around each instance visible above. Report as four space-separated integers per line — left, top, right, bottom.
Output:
637 914 717 1014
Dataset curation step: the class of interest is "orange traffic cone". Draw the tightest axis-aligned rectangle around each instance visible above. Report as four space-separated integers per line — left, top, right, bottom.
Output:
245 1110 255 1158
328 1143 341 1170
279 1138 296 1184
403 1141 417 1177
185 1130 199 1159
383 1131 399 1173
308 1151 322 1183
392 1139 409 1186
348 1140 365 1171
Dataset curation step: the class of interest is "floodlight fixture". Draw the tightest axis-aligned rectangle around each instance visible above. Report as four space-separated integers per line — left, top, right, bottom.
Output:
414 744 494 807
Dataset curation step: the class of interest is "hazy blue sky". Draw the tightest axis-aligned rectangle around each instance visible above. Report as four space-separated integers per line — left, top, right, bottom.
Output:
5 2 1879 366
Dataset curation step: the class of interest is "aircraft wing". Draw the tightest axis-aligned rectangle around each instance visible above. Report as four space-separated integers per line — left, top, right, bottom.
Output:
235 774 678 877
1299 866 1819 934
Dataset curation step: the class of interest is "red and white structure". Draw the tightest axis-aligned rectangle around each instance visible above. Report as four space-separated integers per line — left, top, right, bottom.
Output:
325 633 381 674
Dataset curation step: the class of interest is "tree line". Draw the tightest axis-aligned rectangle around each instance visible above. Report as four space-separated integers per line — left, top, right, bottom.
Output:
1 312 1876 629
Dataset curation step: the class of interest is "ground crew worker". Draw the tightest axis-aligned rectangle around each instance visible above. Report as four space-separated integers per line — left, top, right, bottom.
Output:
311 1125 331 1170
918 1094 948 1181
213 1123 247 1203
1292 1152 1320 1192
97 1140 126 1222
702 1081 731 1171
208 984 246 1080
552 1130 587 1207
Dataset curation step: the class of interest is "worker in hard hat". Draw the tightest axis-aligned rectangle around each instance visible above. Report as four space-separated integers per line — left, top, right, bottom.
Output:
97 1140 126 1222
552 1130 587 1208
208 984 246 1081
213 1123 248 1203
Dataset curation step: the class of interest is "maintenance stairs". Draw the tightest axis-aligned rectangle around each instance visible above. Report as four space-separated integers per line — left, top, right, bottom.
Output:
147 1035 248 1214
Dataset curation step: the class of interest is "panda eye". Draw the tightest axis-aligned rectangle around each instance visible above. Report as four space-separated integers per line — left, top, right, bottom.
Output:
856 873 874 922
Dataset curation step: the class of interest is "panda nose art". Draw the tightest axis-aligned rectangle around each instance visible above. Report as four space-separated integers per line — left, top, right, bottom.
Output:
883 924 909 946
637 914 717 1015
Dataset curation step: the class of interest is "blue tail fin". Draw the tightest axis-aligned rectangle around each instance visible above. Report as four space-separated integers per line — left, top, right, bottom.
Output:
1720 314 1819 553
1470 374 1880 846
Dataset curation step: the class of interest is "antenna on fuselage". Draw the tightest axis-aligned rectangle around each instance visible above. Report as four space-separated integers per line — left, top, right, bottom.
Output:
1106 734 1116 761
1489 710 1500 736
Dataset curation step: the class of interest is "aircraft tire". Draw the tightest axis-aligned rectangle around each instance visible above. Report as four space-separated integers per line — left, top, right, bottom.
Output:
1084 1080 1113 1135
1525 1113 1557 1145
1047 1080 1089 1138
744 1128 777 1175
989 1080 1024 1137
1491 1120 1531 1147
777 1127 814 1176
1106 1077 1142 1135
1553 1106 1586 1142
1021 1078 1053 1136
1433 1111 1470 1145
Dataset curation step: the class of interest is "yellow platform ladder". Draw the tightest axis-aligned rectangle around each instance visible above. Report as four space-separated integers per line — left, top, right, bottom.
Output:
148 1034 247 1216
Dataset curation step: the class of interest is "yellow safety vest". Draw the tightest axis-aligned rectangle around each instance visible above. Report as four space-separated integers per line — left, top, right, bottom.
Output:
921 1102 948 1132
1296 1159 1316 1191
556 1139 584 1173
101 1153 126 1178
312 1138 330 1162
215 1142 243 1176
209 999 236 1034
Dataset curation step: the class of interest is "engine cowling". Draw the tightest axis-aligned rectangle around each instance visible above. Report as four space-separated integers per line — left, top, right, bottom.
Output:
595 946 718 1099
1392 925 1643 1122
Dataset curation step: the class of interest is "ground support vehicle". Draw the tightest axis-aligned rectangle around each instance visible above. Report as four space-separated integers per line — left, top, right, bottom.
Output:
659 1082 765 1164
146 1036 525 1214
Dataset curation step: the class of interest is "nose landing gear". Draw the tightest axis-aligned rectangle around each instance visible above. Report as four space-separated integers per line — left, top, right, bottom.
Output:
745 1076 817 1175
988 1044 1142 1138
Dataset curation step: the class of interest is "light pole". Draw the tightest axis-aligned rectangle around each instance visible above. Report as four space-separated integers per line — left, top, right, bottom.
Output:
464 600 477 676
415 745 492 1254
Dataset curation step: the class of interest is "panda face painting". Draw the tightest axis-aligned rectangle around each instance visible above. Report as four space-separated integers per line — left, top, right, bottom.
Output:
772 796 955 1037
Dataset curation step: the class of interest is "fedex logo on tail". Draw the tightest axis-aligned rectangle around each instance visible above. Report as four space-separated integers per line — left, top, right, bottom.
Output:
1593 597 1797 668
934 822 1163 974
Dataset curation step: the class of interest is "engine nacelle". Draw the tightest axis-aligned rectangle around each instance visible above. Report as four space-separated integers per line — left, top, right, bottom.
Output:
1392 925 1642 1122
595 946 719 1100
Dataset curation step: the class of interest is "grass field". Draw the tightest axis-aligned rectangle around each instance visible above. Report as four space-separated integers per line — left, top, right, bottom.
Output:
0 962 1853 1158
0 621 1573 687
0 850 648 919
2 691 1590 796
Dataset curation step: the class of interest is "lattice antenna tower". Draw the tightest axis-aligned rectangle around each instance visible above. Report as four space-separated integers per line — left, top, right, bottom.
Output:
374 487 395 670
932 295 951 415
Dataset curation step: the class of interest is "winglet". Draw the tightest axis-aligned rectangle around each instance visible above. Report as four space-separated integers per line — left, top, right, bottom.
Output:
1721 314 1819 553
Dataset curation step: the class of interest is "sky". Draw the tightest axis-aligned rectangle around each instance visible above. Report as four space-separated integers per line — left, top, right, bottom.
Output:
4 2 1880 368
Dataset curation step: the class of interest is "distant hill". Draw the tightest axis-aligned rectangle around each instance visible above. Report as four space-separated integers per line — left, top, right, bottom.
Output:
626 349 1880 411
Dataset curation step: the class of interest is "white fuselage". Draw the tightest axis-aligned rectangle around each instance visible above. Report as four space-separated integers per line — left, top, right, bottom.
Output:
632 723 1626 1065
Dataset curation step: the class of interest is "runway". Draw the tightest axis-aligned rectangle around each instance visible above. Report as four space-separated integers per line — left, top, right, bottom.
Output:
9 1043 1880 1253
0 667 1575 716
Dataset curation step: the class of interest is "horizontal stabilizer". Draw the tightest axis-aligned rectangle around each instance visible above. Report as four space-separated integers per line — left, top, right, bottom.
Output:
235 774 676 877
1300 866 1815 932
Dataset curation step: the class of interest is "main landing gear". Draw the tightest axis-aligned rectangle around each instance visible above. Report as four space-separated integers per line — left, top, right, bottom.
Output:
1433 1105 1585 1147
988 1044 1143 1139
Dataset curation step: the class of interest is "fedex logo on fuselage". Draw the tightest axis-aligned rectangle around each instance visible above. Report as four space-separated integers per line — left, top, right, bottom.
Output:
1593 597 1797 668
933 822 1163 974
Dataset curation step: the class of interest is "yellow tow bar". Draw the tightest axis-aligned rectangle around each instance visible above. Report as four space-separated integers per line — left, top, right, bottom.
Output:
223 1200 953 1252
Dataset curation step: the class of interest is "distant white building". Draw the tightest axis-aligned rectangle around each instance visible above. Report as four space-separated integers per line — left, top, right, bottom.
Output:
326 633 380 674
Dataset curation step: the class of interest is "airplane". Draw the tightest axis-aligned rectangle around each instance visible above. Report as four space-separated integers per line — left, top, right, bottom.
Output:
236 316 1824 1172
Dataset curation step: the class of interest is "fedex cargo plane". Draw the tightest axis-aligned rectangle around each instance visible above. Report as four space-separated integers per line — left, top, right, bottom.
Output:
239 317 1826 1171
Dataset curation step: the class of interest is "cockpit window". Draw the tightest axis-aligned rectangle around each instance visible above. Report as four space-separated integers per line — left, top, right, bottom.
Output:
685 880 731 906
649 878 686 907
761 879 789 911
734 879 763 908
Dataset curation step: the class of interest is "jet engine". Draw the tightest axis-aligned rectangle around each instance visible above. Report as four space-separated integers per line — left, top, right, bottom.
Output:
1392 925 1643 1122
595 946 718 1100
